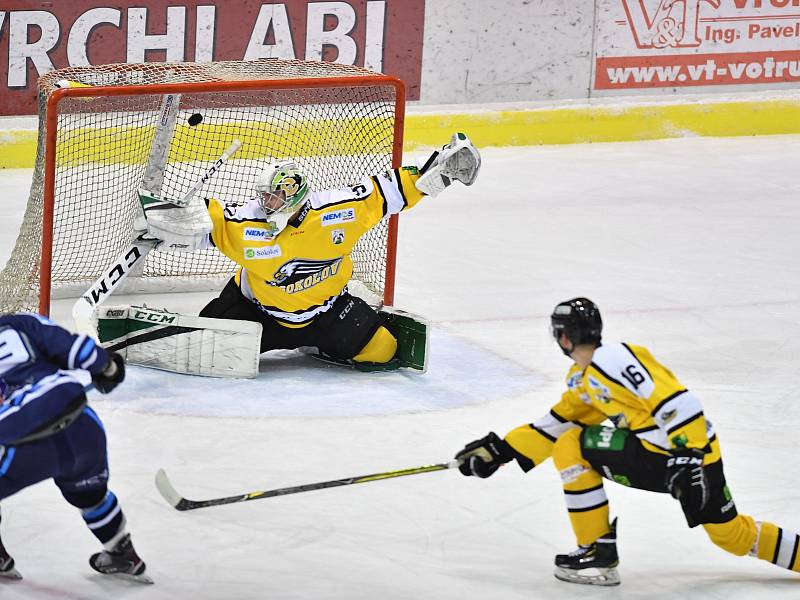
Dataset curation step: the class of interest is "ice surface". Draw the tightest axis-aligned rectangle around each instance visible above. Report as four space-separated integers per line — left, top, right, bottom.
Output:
1 135 799 598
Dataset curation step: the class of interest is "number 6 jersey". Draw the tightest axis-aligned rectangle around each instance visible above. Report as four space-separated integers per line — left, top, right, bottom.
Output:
505 342 721 468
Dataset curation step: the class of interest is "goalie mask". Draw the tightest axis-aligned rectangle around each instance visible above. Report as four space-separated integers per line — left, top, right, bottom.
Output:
255 162 309 235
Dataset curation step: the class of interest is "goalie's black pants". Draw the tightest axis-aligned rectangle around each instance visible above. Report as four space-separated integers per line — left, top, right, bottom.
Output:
200 277 384 359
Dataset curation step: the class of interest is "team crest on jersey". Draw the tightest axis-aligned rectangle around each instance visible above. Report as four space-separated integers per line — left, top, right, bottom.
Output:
244 246 282 260
659 409 677 424
567 372 582 390
587 376 611 403
321 208 356 226
268 257 343 294
331 229 345 244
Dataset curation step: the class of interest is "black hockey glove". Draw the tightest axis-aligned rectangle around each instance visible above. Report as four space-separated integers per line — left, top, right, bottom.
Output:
92 352 126 394
665 448 709 516
455 432 514 478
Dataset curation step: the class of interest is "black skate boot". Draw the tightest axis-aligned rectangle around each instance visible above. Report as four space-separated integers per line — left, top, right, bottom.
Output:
554 518 620 586
0 538 22 581
89 534 152 584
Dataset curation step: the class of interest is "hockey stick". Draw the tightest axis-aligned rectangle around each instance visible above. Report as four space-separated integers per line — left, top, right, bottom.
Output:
71 139 242 333
155 460 461 511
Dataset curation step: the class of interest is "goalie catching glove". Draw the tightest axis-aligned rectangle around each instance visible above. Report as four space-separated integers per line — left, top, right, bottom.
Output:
415 132 481 197
135 189 212 252
455 431 514 478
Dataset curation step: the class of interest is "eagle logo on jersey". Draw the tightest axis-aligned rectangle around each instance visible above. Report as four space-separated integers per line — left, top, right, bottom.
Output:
268 257 344 294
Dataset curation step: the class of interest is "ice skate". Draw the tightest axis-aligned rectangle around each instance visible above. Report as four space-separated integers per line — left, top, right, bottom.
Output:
89 534 152 584
554 518 620 586
0 542 21 581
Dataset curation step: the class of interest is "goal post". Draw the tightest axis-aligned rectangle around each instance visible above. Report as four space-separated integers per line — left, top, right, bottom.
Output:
0 59 405 317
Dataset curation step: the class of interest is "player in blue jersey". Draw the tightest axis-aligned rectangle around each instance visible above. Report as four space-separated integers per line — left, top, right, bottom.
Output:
0 313 150 584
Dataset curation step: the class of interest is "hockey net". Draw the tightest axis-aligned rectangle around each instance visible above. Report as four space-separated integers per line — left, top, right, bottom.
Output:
0 59 404 316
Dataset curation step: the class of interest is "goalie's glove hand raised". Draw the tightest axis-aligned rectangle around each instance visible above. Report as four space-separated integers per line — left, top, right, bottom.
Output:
92 352 126 394
415 132 481 197
455 431 514 478
665 448 709 514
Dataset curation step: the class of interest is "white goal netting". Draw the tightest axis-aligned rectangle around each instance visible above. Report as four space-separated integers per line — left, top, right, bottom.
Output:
0 59 403 314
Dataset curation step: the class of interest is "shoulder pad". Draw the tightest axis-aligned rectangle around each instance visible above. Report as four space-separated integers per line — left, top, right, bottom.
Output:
591 342 656 398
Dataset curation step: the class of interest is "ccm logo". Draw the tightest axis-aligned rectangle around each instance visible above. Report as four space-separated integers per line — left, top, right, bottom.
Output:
338 299 356 320
89 246 142 303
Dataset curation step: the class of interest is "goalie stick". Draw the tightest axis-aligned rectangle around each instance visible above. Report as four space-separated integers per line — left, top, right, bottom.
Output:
71 139 242 333
155 460 461 511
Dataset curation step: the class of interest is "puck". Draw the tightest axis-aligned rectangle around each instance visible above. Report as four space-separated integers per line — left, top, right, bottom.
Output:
188 113 203 126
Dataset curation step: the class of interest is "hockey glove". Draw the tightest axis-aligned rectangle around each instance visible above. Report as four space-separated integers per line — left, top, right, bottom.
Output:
455 432 514 478
138 189 212 252
415 133 481 197
92 352 126 394
665 448 709 516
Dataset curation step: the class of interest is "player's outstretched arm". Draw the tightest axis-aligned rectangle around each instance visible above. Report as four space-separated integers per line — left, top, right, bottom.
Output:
415 132 481 197
454 432 515 478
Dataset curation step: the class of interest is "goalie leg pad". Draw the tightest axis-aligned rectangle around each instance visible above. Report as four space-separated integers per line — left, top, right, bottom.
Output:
378 308 429 372
97 305 262 378
311 307 428 373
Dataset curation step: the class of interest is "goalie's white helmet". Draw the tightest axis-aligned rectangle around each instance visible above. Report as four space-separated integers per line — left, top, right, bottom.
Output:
255 161 309 217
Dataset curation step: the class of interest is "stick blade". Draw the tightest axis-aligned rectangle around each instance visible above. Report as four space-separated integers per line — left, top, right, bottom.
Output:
72 295 96 335
155 468 187 510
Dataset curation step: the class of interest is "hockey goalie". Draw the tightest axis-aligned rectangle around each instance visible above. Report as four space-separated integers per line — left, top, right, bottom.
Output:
97 133 481 378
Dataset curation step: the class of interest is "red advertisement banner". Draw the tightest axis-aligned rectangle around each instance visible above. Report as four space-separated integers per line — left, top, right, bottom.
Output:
596 49 800 88
0 0 425 116
595 0 800 91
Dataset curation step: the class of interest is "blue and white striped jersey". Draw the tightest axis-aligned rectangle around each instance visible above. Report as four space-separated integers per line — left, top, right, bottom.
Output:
0 313 110 444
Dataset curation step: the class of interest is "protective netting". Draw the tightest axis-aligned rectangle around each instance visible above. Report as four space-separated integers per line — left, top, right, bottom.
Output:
0 59 401 314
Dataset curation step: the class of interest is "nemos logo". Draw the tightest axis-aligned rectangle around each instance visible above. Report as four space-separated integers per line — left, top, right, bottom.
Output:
321 208 356 226
243 227 270 241
244 246 282 260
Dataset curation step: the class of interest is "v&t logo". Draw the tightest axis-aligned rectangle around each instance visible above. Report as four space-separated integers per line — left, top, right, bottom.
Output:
622 0 719 49
321 208 356 226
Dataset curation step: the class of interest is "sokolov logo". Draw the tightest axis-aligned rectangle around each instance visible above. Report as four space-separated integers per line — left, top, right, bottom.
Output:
268 257 343 294
243 227 274 241
244 246 282 260
321 207 356 226
622 0 721 49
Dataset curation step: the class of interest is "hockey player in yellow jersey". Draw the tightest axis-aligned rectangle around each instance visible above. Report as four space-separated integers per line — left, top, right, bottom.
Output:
455 297 800 586
142 133 480 369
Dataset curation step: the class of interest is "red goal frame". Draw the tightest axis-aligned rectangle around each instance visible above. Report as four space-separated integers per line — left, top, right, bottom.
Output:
40 74 405 316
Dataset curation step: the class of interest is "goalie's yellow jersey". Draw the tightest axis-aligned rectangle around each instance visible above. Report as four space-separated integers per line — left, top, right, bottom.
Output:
506 342 722 469
205 167 425 326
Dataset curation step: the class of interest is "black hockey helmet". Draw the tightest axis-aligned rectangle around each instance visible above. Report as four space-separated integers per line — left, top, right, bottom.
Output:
550 297 602 348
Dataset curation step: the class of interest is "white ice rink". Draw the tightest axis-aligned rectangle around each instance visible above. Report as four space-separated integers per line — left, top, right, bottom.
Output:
1 135 799 599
